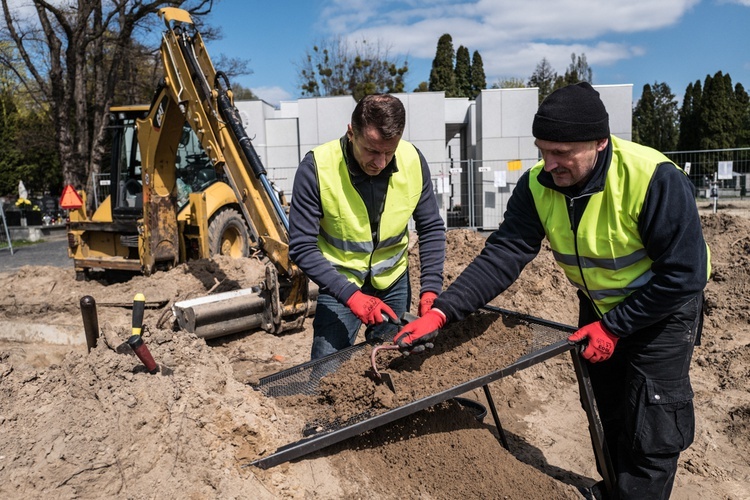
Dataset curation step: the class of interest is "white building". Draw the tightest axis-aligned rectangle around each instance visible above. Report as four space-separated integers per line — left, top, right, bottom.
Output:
235 85 633 229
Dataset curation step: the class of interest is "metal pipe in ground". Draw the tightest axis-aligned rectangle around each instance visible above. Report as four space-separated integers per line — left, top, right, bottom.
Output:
80 295 99 352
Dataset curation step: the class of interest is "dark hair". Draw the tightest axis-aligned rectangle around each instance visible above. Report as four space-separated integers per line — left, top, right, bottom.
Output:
350 94 406 140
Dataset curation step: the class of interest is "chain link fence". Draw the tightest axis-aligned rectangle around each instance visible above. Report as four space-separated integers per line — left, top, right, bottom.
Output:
665 147 750 196
87 147 750 224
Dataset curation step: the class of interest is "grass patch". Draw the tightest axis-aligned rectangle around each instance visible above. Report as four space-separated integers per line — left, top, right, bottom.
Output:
1 239 45 249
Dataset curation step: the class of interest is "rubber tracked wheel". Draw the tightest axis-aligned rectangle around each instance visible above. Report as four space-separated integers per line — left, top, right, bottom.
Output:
208 208 250 258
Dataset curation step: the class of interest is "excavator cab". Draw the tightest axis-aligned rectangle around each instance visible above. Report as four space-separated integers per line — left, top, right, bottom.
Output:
110 107 147 220
109 107 218 217
173 126 217 207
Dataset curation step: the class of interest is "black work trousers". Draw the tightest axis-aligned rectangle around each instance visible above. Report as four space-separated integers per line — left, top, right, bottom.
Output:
578 292 704 500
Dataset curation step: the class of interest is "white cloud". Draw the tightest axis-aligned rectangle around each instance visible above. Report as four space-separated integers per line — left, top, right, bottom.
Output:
316 0 702 82
252 86 292 108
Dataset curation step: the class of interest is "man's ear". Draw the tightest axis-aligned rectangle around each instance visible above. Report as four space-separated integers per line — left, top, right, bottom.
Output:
346 124 354 140
596 138 609 152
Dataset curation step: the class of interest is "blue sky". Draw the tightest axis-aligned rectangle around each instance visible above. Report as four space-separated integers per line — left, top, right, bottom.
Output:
205 0 750 107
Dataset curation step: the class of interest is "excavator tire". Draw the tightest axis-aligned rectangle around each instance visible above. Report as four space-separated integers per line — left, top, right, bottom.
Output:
208 208 250 258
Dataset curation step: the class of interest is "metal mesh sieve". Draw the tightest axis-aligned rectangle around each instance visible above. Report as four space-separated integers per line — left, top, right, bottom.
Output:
248 306 577 469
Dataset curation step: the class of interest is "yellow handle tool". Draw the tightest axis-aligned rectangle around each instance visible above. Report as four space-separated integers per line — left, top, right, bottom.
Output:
132 293 146 336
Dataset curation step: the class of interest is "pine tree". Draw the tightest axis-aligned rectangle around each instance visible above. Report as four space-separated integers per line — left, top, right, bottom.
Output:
470 51 486 99
455 46 472 98
528 58 557 103
634 82 678 151
633 84 655 146
735 83 750 147
429 34 457 97
699 72 735 150
678 81 702 151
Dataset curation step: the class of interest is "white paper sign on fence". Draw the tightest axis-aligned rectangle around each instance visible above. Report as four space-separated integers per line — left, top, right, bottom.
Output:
718 161 733 180
494 170 507 188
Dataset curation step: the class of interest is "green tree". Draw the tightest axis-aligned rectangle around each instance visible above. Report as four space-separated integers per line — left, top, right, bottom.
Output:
677 80 702 151
528 58 557 102
564 52 593 84
470 50 486 99
413 81 429 92
15 109 61 196
455 45 472 98
550 53 593 93
735 83 750 147
297 37 408 101
698 71 736 150
0 51 59 197
230 82 258 101
491 77 526 89
429 34 456 97
633 82 678 151
349 40 408 101
0 84 21 196
0 0 216 196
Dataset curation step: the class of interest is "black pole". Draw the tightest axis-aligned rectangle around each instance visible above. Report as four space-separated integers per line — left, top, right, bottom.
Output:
570 349 617 495
483 384 510 450
80 295 99 353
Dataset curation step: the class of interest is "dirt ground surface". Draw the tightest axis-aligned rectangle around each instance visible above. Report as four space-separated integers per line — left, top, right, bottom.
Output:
0 212 749 499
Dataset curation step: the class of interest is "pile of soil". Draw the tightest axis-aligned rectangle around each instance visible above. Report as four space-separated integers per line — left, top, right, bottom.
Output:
283 311 535 426
0 213 748 498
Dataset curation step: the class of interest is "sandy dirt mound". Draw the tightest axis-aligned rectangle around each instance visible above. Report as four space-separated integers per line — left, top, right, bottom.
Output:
1 213 749 499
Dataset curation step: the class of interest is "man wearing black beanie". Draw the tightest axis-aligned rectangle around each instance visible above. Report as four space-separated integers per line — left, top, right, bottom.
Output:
395 82 710 499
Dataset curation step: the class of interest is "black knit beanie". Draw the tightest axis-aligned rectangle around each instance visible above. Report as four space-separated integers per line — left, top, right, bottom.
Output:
532 82 610 142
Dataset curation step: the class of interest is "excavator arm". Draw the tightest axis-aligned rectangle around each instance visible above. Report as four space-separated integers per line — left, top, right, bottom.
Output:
138 7 312 334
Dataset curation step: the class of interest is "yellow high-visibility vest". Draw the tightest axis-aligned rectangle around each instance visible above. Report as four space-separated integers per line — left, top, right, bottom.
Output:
313 138 423 289
529 135 711 314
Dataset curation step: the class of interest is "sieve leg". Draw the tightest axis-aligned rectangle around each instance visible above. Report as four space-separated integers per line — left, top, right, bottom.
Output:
570 350 616 496
483 384 509 450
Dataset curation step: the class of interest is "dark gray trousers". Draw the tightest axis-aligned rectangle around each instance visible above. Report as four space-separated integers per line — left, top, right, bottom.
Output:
579 292 704 500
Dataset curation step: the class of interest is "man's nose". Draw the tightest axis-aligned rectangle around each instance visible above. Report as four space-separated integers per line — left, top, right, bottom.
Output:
374 152 388 168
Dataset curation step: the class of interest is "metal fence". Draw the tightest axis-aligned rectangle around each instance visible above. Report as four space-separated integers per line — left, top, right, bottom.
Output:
87 147 750 226
664 148 750 199
89 172 112 208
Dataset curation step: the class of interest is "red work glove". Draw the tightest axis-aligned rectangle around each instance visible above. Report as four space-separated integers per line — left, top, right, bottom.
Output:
346 291 398 325
568 320 619 363
419 291 438 317
394 309 446 353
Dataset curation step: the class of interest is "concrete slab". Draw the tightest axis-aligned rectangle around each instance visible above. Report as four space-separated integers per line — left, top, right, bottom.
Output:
0 320 86 346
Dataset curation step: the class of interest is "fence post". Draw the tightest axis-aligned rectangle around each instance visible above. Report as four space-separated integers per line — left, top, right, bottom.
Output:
711 172 719 214
0 204 14 255
468 158 475 229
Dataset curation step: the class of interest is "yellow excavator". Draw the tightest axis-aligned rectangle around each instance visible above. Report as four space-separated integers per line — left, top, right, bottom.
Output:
67 7 315 336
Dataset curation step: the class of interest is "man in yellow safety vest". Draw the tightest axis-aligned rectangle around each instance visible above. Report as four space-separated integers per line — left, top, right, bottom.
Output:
396 83 710 500
289 94 446 360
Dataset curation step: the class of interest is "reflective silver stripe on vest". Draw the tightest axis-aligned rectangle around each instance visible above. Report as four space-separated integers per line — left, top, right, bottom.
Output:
552 248 649 270
333 264 369 282
320 226 374 253
567 269 655 301
379 227 408 249
371 245 408 277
